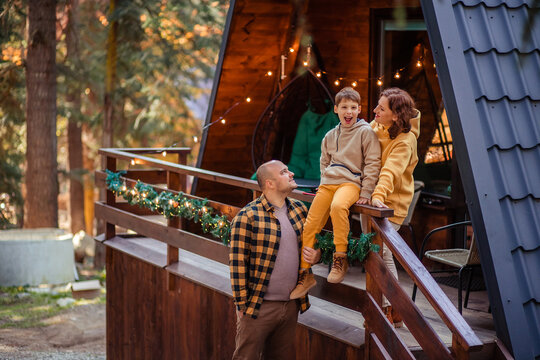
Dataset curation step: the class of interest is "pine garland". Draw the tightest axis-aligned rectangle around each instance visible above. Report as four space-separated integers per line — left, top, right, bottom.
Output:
315 231 379 265
105 170 231 244
105 170 381 261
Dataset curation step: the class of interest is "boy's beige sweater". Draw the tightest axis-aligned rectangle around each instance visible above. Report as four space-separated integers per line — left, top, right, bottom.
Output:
320 119 381 199
371 111 421 225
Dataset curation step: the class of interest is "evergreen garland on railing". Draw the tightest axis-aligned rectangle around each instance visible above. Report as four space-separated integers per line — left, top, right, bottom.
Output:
315 231 379 265
105 170 231 244
105 170 380 260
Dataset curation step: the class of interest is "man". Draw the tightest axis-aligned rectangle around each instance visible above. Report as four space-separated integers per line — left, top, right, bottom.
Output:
229 160 320 359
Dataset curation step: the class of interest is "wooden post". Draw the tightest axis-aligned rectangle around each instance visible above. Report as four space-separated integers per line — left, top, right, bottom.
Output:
452 334 469 360
105 156 116 240
166 152 188 290
364 214 383 358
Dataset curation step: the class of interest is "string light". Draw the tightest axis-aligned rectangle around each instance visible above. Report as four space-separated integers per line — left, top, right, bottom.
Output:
334 79 340 86
303 61 308 67
162 151 167 157
351 81 357 87
377 78 383 86
221 118 226 124
316 72 321 78
289 47 294 53
394 71 401 79
416 60 422 68
131 159 135 166
246 97 251 103
266 70 273 76
193 136 198 143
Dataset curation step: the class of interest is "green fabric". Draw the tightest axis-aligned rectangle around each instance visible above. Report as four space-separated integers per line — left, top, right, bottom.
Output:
288 110 339 180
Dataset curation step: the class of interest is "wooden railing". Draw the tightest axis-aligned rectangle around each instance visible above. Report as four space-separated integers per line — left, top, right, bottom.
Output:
95 147 483 359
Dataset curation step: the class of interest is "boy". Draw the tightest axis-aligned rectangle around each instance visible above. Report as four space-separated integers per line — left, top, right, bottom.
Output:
290 87 381 299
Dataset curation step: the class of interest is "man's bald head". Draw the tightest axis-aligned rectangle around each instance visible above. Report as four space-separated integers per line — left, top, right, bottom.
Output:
256 160 282 191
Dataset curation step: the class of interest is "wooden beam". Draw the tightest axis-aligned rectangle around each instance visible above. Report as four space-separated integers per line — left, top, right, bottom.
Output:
372 217 483 352
94 202 229 265
359 291 414 360
364 251 453 359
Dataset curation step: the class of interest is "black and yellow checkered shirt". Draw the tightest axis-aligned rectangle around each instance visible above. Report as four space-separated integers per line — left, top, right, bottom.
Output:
229 194 310 318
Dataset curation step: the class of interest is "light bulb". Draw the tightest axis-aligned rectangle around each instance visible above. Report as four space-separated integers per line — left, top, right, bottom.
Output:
377 79 383 86
289 47 294 53
334 79 340 86
394 71 401 79
351 81 357 87
416 60 422 68
266 71 273 76
246 97 251 103
162 151 167 157
221 118 226 124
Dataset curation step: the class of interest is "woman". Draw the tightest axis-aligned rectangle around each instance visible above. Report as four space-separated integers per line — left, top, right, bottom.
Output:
370 87 420 327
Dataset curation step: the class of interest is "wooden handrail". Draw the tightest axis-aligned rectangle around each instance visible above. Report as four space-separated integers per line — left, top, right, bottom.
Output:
372 217 483 353
98 148 393 218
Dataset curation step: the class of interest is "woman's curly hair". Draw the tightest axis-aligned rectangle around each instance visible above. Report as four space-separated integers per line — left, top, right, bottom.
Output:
381 88 416 139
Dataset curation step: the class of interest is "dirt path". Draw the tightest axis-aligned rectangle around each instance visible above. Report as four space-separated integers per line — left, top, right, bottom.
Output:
0 303 105 360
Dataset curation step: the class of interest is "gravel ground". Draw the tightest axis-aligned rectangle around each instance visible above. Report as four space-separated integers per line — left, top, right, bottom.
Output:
0 303 105 360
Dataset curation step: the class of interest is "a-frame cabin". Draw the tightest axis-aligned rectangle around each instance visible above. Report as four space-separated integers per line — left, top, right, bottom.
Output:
193 0 540 357
94 0 539 358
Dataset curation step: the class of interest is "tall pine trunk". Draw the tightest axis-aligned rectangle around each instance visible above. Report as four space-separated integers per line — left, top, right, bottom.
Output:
95 0 118 268
24 0 58 228
66 0 85 234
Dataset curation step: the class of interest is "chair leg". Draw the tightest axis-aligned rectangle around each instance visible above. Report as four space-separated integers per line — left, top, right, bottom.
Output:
464 266 474 309
408 224 419 256
458 267 466 314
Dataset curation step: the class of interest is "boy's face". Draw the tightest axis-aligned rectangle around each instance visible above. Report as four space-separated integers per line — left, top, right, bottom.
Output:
334 99 360 128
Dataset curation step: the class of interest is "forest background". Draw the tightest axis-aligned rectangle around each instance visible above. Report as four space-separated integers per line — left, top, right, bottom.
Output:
0 0 229 238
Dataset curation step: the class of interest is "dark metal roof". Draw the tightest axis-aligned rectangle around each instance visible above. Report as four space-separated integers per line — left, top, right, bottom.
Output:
421 0 540 358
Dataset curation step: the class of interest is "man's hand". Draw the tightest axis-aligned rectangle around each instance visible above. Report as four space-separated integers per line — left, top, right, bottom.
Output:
371 198 388 208
302 247 322 265
356 197 370 205
236 309 245 320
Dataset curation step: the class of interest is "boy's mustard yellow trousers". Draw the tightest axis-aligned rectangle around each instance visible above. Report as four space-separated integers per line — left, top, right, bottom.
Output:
300 183 360 269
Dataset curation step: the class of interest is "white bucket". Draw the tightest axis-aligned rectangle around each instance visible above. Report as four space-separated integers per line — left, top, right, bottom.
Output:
0 228 75 286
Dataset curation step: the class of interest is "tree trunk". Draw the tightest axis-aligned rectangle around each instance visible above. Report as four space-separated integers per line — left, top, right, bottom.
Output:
95 0 118 268
24 0 58 228
66 0 86 234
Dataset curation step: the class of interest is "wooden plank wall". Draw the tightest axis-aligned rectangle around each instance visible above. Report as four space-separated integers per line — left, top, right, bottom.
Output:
106 246 362 359
197 0 420 206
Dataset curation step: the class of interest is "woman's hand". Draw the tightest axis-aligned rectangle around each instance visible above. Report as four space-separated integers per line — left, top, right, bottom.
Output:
302 247 322 265
371 198 389 208
356 197 370 205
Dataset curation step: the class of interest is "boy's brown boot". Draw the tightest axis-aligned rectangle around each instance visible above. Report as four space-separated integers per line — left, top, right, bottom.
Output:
290 270 316 299
327 252 348 283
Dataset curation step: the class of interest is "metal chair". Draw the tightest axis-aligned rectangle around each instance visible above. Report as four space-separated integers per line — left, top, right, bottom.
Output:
411 221 481 313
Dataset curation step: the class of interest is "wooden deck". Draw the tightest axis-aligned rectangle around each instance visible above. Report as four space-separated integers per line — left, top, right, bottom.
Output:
102 218 497 359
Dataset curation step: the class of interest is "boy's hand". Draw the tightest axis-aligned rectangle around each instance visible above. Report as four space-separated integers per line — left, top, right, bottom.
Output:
372 199 389 208
356 197 370 205
303 247 322 264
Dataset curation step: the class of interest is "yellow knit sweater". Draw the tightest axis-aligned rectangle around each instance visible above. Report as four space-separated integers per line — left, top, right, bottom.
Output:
371 111 421 225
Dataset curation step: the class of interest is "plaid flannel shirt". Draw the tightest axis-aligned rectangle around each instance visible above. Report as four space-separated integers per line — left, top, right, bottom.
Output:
229 194 309 318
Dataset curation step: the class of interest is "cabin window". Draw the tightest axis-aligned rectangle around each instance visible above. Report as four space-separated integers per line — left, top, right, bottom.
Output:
370 12 457 197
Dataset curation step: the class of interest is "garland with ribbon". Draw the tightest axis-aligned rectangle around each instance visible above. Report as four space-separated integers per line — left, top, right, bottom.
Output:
105 170 231 244
315 231 379 265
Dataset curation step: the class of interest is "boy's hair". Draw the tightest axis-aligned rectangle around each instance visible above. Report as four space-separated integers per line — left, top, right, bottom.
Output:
380 88 416 139
335 87 361 106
